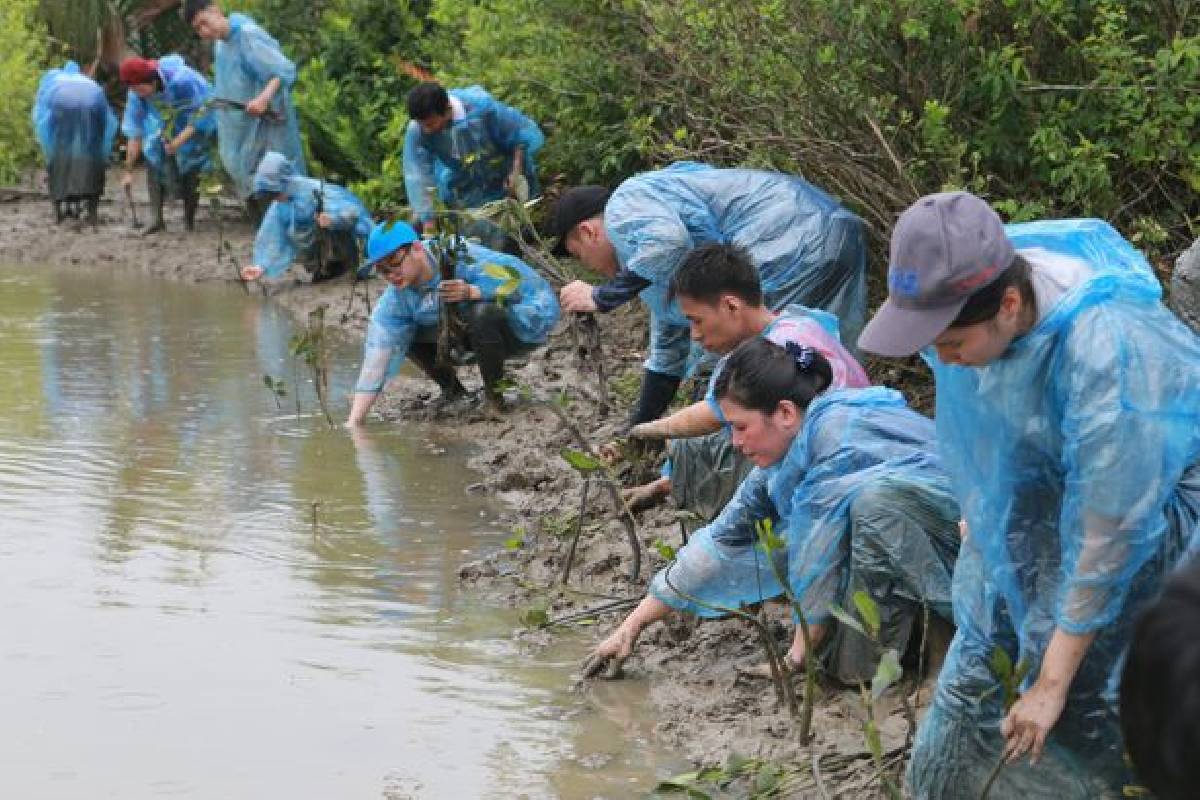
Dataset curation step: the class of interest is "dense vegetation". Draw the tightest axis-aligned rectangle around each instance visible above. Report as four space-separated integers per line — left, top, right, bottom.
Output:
3 0 1198 257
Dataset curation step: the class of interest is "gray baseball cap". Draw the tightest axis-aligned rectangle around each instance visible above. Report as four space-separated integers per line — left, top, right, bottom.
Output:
857 191 1015 357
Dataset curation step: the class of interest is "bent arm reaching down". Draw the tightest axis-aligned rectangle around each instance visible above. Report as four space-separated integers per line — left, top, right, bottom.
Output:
629 399 720 440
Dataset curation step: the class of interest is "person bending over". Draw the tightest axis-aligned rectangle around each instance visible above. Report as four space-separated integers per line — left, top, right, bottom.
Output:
583 338 960 686
621 242 869 519
119 54 216 234
240 152 372 284
550 162 867 432
857 191 1200 798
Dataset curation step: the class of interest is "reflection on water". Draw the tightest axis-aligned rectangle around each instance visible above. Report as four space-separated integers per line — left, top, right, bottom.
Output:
0 267 681 798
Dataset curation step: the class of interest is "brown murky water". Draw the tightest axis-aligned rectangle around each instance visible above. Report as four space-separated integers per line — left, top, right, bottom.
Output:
0 266 683 798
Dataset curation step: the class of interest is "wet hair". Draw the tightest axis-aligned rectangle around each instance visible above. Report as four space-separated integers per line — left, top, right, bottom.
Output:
183 0 214 24
949 254 1035 327
406 82 450 121
1120 556 1200 800
714 338 833 415
669 242 763 306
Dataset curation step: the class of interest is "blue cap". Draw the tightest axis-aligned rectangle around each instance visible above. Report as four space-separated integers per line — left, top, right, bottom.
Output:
365 220 419 267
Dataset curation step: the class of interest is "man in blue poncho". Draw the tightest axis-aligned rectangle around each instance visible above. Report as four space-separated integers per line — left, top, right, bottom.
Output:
118 55 216 234
582 338 960 684
185 0 306 216
551 162 867 431
240 152 372 284
402 81 544 250
31 62 117 227
858 192 1200 798
345 220 560 424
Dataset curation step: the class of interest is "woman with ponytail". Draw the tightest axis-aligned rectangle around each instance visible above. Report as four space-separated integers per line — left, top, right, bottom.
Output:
583 338 960 683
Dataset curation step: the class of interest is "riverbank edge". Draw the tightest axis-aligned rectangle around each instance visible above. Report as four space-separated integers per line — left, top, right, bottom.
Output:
0 188 915 789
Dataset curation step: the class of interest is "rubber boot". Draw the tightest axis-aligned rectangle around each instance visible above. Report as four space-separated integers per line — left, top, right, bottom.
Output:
181 174 199 232
85 195 99 230
407 341 468 398
142 172 165 235
464 303 513 406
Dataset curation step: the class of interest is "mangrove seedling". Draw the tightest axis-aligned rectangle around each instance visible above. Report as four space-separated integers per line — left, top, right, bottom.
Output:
262 374 287 410
288 305 334 427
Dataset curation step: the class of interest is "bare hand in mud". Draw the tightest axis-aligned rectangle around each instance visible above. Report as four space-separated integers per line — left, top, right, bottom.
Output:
316 212 333 229
1001 678 1067 765
240 265 264 282
622 479 669 513
597 440 622 465
581 628 635 680
560 281 598 313
439 279 478 303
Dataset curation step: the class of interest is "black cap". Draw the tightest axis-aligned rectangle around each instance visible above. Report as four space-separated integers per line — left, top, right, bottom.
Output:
550 185 611 256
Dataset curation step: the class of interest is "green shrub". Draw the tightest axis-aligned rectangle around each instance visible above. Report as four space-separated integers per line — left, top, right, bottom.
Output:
0 0 48 184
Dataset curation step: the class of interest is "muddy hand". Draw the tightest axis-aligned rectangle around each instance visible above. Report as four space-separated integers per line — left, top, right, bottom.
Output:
622 481 667 513
581 628 634 680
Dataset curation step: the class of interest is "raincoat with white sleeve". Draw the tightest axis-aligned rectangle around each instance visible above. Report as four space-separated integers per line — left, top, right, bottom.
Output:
32 62 118 201
650 387 960 682
605 161 867 377
908 219 1200 799
354 240 559 394
212 13 306 199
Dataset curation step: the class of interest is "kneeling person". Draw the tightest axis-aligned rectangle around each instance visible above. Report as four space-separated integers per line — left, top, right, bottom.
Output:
240 152 372 283
346 221 560 424
625 242 869 519
585 338 960 684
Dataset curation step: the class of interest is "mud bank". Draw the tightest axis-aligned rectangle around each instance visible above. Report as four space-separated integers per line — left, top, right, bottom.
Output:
1 177 920 795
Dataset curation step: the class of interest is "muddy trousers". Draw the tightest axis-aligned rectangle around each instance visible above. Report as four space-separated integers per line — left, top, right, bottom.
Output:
648 474 960 684
147 166 200 231
406 303 535 398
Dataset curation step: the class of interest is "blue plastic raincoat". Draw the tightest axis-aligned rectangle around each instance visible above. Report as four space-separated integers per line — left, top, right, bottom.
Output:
908 220 1200 798
251 153 373 279
650 388 959 644
212 13 306 198
402 86 544 225
32 62 118 200
120 55 215 178
355 241 559 394
605 161 867 377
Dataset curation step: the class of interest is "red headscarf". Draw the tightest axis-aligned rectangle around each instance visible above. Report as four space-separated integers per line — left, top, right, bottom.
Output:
119 57 159 86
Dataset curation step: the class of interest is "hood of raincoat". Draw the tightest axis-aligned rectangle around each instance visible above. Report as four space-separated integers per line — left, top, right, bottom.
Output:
252 151 295 196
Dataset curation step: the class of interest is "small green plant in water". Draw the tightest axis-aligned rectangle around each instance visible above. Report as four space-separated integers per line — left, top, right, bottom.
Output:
262 374 287 410
288 305 334 426
503 526 526 551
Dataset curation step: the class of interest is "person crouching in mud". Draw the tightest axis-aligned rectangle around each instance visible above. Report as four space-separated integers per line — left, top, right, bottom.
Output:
346 220 560 424
238 152 372 284
583 338 960 686
618 241 869 522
